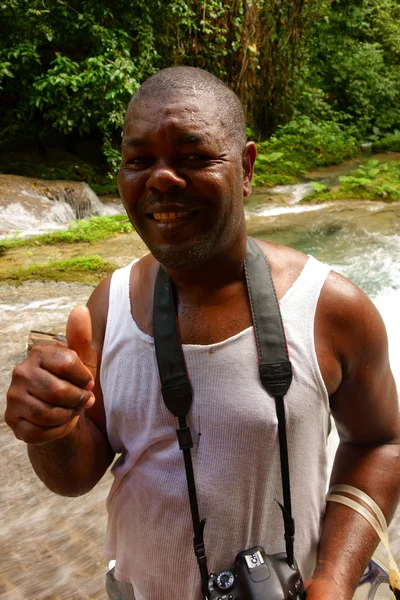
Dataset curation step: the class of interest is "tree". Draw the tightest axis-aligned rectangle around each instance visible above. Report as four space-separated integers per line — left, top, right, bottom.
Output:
305 0 400 135
1 0 399 173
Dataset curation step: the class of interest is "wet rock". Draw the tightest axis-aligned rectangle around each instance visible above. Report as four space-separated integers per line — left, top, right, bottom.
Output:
250 189 293 205
249 183 315 207
0 175 104 235
246 200 400 240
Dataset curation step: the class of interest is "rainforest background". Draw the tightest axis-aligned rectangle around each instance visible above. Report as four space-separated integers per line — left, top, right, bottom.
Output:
1 0 400 191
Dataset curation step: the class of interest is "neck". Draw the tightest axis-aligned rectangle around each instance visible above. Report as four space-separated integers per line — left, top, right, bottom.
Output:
161 234 247 303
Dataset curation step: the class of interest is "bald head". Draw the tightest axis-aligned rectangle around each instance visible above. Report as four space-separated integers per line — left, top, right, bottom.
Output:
124 67 247 151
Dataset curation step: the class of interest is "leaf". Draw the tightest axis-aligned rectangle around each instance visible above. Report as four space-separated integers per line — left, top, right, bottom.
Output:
311 182 328 193
257 152 284 163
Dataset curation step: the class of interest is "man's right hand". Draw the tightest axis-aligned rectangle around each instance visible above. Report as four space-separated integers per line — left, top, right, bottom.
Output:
5 305 97 445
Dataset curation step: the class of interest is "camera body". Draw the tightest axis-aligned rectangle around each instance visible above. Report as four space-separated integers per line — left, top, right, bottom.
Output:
208 546 306 600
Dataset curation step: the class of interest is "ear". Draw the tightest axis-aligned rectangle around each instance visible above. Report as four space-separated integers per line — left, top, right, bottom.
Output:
242 142 257 197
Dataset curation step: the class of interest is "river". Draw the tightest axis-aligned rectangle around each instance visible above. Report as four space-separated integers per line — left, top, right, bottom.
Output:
1 179 400 599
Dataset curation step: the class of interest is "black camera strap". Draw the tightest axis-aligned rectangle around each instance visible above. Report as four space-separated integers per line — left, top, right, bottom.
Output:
244 237 295 567
153 237 296 597
153 261 209 596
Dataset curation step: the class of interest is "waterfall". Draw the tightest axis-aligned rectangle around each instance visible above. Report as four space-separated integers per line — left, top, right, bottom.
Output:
0 174 123 237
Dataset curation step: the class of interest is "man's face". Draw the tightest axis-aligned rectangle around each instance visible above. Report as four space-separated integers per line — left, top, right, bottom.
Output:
118 91 254 270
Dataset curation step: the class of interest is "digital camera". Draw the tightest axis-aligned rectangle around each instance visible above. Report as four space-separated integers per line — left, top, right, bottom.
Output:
207 546 306 600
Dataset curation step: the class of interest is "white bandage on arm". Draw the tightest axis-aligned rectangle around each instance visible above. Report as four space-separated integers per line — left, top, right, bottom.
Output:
326 484 400 597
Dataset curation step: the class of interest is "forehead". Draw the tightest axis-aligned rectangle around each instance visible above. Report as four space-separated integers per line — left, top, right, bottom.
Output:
124 91 226 143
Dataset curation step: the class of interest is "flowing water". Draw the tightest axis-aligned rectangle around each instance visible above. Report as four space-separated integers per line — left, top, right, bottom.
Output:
0 175 123 238
0 197 122 238
1 176 400 598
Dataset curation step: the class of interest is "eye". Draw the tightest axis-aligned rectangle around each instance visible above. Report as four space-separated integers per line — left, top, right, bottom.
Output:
125 156 153 169
183 153 212 164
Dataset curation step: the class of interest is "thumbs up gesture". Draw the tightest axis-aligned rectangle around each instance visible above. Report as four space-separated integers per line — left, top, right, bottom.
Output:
5 305 98 445
66 305 97 384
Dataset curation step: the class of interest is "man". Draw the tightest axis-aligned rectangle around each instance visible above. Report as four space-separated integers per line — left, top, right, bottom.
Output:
5 67 400 600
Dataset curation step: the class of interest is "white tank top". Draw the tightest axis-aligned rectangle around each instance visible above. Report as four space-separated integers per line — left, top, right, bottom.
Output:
101 255 331 600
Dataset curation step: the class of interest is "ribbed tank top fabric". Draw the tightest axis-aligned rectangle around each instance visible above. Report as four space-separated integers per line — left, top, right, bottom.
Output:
100 255 331 600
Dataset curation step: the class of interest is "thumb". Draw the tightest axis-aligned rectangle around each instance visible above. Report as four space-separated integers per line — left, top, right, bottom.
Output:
66 305 97 383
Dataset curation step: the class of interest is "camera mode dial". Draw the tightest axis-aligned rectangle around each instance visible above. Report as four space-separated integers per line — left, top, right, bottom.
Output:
216 571 235 591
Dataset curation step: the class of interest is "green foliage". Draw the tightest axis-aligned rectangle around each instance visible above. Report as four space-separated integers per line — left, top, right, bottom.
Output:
253 116 359 187
304 0 400 136
0 150 96 181
0 147 118 194
252 173 298 188
0 0 329 163
372 132 400 153
302 159 400 202
0 215 133 255
337 160 400 200
228 0 326 135
1 0 400 180
0 1 148 171
0 255 117 285
294 85 347 125
311 182 329 193
90 181 119 196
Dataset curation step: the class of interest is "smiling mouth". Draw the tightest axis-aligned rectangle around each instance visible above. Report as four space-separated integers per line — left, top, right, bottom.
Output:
149 210 198 223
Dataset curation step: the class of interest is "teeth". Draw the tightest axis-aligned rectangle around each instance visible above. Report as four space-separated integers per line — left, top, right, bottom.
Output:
153 211 190 221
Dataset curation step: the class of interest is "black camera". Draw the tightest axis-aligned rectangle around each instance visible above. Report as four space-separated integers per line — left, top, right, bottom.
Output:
207 546 306 600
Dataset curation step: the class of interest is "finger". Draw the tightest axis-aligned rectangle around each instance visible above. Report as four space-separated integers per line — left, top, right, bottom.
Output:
25 393 81 428
66 305 97 382
14 413 82 445
25 364 95 409
6 383 93 429
22 346 94 393
5 381 94 432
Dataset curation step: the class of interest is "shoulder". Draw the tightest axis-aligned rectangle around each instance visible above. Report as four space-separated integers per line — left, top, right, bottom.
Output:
254 238 309 301
323 269 398 442
86 254 155 352
86 275 112 355
254 238 394 404
255 237 382 362
317 268 387 379
316 269 398 443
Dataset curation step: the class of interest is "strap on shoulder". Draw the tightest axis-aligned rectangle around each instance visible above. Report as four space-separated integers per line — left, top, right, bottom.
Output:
245 237 292 396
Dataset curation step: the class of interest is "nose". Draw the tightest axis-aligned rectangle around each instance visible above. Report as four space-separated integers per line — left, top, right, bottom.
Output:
146 161 186 194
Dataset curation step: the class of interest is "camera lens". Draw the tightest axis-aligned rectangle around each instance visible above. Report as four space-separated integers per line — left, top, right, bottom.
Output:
216 571 235 590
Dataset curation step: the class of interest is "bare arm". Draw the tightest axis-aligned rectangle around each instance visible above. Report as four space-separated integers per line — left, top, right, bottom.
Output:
27 412 114 497
5 277 115 497
307 274 400 599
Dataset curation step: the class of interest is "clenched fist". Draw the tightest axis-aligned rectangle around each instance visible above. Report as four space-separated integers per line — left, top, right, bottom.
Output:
5 305 97 445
